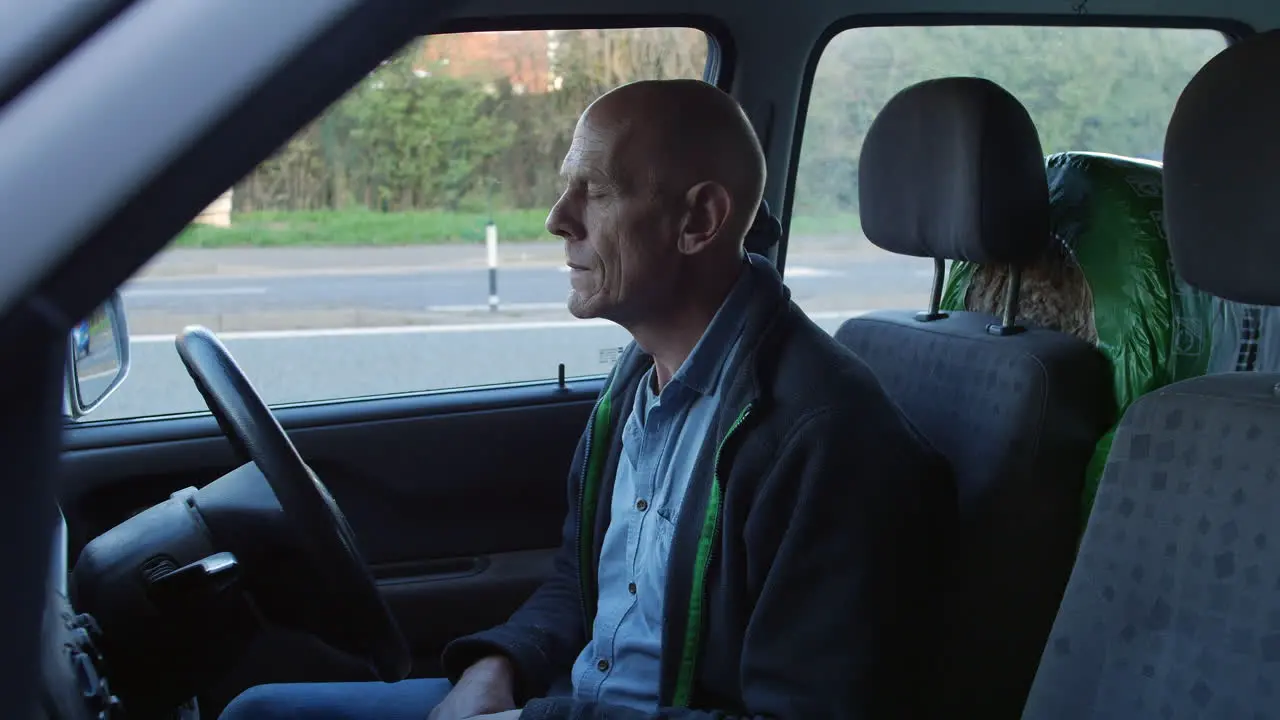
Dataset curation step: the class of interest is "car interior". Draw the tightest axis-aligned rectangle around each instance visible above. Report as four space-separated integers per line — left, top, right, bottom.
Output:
3 0 1280 718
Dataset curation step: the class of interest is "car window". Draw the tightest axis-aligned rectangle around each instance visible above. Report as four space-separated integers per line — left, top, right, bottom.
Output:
89 28 710 422
788 25 1227 324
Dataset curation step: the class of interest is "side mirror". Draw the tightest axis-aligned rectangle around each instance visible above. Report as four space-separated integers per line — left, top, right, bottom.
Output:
65 292 130 419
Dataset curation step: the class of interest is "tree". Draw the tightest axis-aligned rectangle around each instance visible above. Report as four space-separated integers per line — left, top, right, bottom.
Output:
336 39 515 211
232 25 1226 220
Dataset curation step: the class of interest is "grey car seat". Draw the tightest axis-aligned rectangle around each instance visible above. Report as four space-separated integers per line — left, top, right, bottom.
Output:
1021 29 1280 719
835 77 1117 718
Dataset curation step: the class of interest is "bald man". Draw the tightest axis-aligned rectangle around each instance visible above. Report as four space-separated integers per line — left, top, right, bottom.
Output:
221 79 953 720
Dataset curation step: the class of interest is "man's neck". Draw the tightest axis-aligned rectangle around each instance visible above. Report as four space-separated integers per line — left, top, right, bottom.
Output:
630 260 746 392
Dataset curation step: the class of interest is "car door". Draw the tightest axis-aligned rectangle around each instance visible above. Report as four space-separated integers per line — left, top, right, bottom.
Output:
54 24 721 716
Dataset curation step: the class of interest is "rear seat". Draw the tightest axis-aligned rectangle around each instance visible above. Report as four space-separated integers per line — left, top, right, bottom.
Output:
941 151 1216 522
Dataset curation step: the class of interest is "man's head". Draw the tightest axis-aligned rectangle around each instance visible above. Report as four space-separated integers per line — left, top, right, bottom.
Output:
546 79 766 326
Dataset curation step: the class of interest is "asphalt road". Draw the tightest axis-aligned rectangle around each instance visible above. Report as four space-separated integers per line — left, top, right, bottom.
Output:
120 254 933 330
83 243 937 421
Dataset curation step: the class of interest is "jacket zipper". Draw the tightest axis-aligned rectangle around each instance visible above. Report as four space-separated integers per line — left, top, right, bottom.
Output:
577 386 613 639
672 401 754 707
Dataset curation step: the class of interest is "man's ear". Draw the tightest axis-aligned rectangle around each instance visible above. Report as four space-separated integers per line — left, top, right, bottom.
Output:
676 181 732 256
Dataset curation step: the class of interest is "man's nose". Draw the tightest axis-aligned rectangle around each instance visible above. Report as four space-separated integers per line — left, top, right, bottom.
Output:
546 197 576 240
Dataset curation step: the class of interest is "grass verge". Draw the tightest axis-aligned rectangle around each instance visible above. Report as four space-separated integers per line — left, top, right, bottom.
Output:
174 209 861 248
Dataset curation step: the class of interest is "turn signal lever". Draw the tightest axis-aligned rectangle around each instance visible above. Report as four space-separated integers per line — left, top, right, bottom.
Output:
146 552 240 609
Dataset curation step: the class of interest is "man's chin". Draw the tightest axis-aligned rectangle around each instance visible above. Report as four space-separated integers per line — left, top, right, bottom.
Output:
567 293 605 320
567 300 597 320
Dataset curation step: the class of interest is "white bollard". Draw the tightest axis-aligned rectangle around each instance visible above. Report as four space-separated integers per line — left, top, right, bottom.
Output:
485 221 499 312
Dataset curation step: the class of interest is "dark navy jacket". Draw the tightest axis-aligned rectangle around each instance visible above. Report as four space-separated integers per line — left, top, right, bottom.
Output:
442 256 955 719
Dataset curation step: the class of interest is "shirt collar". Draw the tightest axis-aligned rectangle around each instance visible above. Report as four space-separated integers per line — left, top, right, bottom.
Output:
666 255 757 397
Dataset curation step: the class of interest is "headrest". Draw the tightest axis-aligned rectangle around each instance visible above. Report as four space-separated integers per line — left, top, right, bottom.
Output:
1164 30 1280 306
744 199 782 255
858 77 1051 265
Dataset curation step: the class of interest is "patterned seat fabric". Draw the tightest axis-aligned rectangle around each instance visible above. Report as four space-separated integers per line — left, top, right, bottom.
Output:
1022 29 1280 719
838 77 1116 718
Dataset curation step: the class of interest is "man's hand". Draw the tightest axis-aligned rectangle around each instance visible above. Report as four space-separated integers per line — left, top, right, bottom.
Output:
428 656 518 720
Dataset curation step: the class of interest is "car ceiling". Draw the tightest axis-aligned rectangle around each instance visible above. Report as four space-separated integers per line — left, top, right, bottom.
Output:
442 0 1269 33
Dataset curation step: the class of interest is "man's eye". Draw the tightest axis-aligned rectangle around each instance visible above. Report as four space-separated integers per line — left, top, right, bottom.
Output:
562 180 588 197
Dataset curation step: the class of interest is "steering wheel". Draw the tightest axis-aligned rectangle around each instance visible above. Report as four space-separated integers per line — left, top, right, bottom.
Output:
175 325 410 682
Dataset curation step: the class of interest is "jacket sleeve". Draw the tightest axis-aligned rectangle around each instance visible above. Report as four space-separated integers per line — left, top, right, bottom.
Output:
439 426 591 703
517 406 953 720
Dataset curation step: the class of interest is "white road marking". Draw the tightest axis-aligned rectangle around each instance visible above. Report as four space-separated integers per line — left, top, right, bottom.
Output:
77 367 120 382
783 266 844 278
124 286 267 297
426 302 567 312
559 265 844 279
130 263 539 283
131 319 615 343
130 310 869 344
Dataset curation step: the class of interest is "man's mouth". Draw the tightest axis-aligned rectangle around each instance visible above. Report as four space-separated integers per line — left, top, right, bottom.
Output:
566 262 588 271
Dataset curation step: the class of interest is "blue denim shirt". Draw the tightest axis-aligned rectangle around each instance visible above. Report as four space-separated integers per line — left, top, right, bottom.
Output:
569 257 757 711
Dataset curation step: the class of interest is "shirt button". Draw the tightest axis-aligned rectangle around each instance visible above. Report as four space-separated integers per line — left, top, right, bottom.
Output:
628 582 637 594
636 498 648 511
597 659 610 672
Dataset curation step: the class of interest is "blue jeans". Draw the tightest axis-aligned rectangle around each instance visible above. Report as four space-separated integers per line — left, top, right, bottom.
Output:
218 677 453 719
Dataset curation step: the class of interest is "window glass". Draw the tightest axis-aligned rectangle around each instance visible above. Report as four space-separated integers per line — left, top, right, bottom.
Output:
93 28 710 422
788 25 1227 325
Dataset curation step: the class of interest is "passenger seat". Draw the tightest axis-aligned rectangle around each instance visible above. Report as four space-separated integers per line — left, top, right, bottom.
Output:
837 77 1117 718
1023 29 1280 719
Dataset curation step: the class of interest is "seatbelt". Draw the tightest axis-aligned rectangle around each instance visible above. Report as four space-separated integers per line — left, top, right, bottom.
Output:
1235 306 1262 371
744 199 782 258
